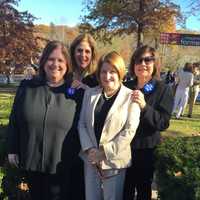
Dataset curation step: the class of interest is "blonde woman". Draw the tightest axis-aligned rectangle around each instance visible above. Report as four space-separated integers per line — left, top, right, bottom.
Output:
78 51 140 200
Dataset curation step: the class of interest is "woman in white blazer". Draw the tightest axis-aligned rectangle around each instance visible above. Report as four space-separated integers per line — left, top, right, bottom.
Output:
78 51 140 200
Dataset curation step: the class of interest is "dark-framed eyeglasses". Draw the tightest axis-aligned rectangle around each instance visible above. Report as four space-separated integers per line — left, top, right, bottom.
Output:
135 56 155 65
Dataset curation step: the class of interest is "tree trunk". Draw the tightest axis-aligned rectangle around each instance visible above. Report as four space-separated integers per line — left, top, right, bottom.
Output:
154 37 159 49
137 23 143 48
137 0 144 48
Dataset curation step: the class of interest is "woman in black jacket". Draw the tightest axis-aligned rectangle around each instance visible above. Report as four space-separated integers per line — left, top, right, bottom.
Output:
123 45 174 200
7 41 84 200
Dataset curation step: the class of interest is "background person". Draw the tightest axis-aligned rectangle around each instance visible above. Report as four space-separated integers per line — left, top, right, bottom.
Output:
172 62 194 119
7 41 84 200
78 51 140 200
23 65 36 80
165 70 175 86
123 45 174 200
70 33 98 88
187 62 200 117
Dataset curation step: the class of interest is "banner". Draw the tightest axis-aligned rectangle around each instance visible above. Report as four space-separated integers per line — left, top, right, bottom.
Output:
160 33 200 46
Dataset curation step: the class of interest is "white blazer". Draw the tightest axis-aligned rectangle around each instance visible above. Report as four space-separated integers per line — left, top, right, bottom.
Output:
78 84 140 170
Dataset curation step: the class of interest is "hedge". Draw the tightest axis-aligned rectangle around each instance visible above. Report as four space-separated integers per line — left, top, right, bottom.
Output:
156 136 200 200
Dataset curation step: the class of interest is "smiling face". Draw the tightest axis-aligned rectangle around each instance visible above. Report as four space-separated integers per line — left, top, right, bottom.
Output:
44 47 67 84
74 41 92 70
100 62 120 93
134 52 155 80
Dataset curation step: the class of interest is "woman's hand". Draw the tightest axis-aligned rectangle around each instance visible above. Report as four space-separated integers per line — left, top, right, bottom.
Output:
87 148 98 164
71 80 89 89
86 147 106 165
8 154 19 167
131 90 146 109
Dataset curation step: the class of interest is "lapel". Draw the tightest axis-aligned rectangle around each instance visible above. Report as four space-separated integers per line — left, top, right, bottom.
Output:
86 87 102 147
89 86 102 128
104 84 126 124
88 85 128 146
100 84 128 143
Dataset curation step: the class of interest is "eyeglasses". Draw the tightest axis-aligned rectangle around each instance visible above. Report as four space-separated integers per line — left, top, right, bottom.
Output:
135 56 155 65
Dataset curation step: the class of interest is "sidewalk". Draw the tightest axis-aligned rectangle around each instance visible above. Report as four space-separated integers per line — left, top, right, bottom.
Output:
0 87 16 93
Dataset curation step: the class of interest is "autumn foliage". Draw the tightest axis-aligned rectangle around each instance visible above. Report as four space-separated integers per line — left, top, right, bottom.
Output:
0 0 41 72
80 0 182 47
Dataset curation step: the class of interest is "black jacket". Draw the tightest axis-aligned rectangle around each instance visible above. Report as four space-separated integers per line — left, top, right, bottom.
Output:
124 78 174 149
7 78 83 174
82 73 99 87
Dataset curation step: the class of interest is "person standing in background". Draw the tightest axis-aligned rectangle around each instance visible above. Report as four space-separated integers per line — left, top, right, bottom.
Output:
187 62 200 117
123 45 174 200
70 33 99 88
7 41 84 200
172 63 193 119
24 66 36 80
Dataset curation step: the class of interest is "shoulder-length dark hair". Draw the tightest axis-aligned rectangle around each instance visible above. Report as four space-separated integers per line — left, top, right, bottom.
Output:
39 41 71 81
70 34 97 75
129 45 159 78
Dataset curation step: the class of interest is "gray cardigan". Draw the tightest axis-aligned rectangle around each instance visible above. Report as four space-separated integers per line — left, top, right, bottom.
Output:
7 79 83 174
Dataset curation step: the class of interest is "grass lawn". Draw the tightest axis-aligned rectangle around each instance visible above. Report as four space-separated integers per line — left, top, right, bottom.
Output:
0 93 14 126
162 102 200 137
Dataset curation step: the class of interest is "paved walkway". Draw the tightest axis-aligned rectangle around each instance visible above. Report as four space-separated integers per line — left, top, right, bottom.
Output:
0 87 17 93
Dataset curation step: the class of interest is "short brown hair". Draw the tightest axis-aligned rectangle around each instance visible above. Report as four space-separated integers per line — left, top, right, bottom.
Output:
70 34 97 74
129 45 159 77
96 51 126 83
39 41 71 81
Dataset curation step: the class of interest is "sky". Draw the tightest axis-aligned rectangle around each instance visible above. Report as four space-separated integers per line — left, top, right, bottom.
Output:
17 0 84 27
17 0 200 31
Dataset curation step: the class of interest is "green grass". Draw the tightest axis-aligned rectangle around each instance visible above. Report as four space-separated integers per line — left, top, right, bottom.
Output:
0 93 14 125
162 103 200 137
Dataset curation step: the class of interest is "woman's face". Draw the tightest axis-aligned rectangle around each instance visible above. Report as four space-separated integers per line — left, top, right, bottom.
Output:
194 67 200 75
44 47 67 83
100 62 120 92
134 52 155 80
74 41 92 70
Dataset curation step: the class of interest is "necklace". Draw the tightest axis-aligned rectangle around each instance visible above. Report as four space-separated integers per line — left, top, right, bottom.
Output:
103 89 119 100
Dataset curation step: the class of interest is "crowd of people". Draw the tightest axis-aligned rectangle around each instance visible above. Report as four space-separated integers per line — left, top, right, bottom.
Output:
7 33 199 200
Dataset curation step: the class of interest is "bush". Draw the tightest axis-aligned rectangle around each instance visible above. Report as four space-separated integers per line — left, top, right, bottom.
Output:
0 167 31 200
155 136 200 200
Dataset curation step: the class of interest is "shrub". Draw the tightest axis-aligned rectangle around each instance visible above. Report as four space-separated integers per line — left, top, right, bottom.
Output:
155 136 200 200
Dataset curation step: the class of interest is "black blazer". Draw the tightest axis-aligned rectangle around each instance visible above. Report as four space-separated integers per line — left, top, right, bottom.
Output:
124 78 174 149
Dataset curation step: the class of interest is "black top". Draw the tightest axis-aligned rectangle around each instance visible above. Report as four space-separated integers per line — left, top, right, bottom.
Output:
123 78 174 149
82 73 99 88
67 72 99 88
94 90 119 145
7 78 84 173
